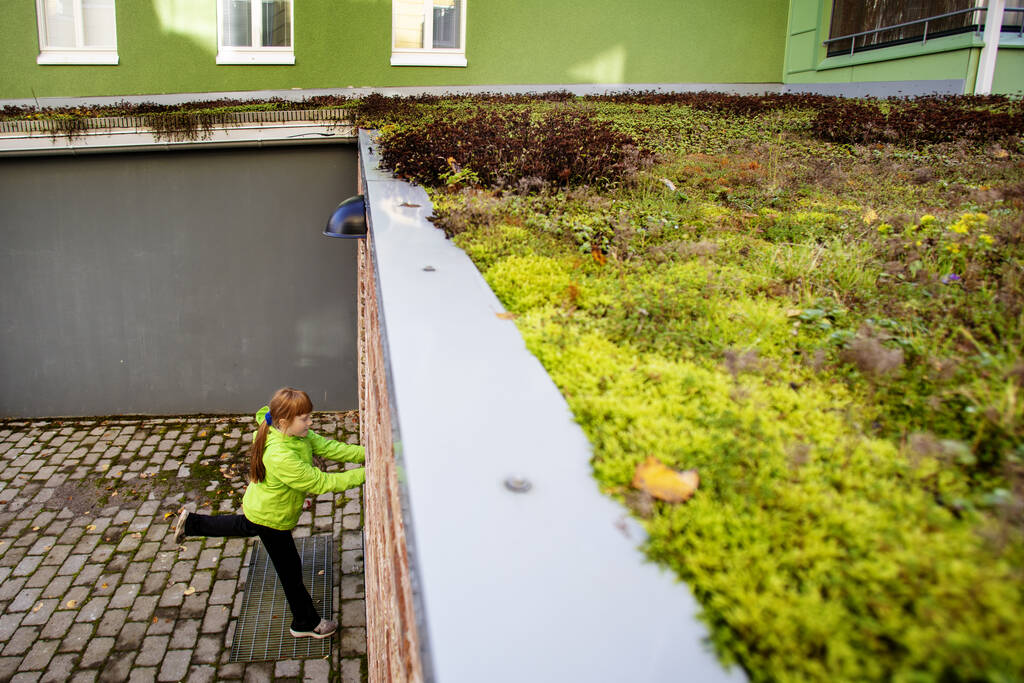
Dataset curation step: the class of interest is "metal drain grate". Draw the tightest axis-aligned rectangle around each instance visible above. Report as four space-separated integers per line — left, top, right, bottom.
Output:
229 534 334 662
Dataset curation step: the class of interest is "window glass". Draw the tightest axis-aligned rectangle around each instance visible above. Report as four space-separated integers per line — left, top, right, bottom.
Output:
82 0 116 46
432 0 461 49
43 0 76 48
394 0 425 49
828 0 975 55
262 0 291 47
223 0 252 47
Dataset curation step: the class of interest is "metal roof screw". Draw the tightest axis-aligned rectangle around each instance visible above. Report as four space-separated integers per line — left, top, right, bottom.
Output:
422 265 436 272
503 476 532 493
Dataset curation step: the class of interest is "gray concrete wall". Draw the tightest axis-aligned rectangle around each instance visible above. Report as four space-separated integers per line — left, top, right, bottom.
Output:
0 144 360 417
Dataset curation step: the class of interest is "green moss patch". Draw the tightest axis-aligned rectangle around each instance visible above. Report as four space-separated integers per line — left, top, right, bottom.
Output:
379 95 1024 681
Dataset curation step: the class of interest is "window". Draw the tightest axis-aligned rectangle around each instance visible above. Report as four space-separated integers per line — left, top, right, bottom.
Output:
217 0 294 64
392 0 466 67
36 0 118 65
827 0 979 56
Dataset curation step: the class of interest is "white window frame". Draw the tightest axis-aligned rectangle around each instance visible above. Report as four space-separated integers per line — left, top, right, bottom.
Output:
391 0 467 67
216 0 295 65
35 0 119 65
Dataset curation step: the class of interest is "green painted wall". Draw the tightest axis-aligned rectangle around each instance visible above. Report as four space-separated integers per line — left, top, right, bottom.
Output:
0 1 788 100
993 48 1024 95
783 0 1023 95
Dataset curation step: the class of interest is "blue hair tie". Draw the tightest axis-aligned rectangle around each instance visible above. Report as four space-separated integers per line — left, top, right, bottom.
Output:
265 412 273 427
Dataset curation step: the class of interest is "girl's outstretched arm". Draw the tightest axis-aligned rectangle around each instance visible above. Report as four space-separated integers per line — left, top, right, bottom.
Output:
308 431 366 464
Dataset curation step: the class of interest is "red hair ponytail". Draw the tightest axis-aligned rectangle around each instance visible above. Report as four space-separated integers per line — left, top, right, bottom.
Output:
248 387 314 483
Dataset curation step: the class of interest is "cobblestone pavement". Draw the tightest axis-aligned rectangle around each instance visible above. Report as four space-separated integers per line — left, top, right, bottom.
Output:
0 413 367 682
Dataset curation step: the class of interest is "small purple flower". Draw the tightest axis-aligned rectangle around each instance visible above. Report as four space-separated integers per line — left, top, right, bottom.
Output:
940 273 961 284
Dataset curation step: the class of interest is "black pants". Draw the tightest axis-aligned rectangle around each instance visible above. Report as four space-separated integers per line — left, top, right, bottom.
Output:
184 513 320 631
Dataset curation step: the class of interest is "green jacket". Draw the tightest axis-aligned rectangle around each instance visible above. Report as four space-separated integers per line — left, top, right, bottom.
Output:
242 405 366 530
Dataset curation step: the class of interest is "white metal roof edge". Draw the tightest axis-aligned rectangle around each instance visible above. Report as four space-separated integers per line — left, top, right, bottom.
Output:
358 130 746 683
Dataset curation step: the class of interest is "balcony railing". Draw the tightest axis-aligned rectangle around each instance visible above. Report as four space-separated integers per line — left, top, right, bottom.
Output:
824 6 1024 57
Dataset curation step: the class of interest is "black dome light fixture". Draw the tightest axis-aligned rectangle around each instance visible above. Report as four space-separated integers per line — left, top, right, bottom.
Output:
323 195 368 239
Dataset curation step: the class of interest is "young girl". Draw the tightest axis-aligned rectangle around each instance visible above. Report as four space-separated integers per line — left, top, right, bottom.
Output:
172 387 365 639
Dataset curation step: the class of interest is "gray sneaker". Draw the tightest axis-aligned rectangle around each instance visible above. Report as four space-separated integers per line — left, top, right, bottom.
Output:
290 619 337 639
172 507 191 545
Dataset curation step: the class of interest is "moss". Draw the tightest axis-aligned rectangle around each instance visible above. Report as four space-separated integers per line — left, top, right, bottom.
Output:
391 96 1024 681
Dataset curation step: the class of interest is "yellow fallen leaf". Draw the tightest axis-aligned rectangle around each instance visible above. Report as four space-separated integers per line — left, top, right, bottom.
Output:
785 309 802 318
184 586 196 596
66 600 77 608
101 583 108 589
862 208 878 224
496 312 518 320
153 616 158 623
317 570 325 576
32 526 40 531
163 512 174 519
631 456 700 503
32 603 42 613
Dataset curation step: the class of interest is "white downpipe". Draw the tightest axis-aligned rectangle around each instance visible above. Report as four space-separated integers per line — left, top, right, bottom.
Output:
976 0 1005 94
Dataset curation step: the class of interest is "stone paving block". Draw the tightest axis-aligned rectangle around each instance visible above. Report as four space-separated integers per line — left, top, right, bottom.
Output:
152 550 178 571
22 598 58 626
197 548 219 570
0 656 21 681
80 635 115 668
0 613 24 641
89 545 115 564
148 607 179 635
12 553 43 577
192 634 220 664
202 605 231 634
27 535 58 555
135 634 169 667
141 571 169 595
115 622 147 651
170 559 195 583
4 625 40 657
40 543 72 566
275 660 301 677
158 649 192 682
40 610 74 639
19 637 59 672
9 587 41 612
341 599 366 627
244 662 274 682
217 557 242 579
69 672 97 683
186 665 216 683
340 627 367 656
181 592 207 618
158 582 185 608
303 659 330 682
340 550 363 574
59 622 93 652
209 579 236 605
128 595 158 623
99 653 136 683
123 562 149 584
340 658 362 683
58 554 89 576
341 531 362 551
96 608 128 637
340 574 364 600
168 618 199 649
128 667 158 683
72 564 104 588
342 514 361 530
27 566 61 590
110 583 140 609
217 662 244 679
43 574 73 599
11 671 43 683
